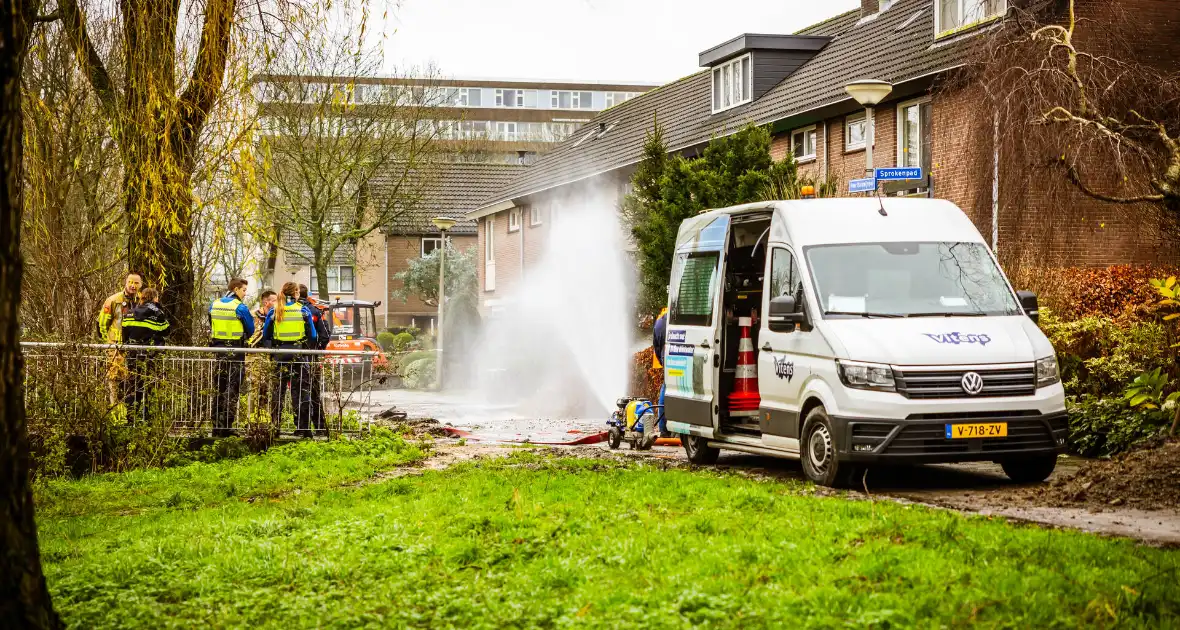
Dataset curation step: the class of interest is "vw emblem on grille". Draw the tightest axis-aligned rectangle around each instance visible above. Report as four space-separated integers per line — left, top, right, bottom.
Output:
961 371 985 395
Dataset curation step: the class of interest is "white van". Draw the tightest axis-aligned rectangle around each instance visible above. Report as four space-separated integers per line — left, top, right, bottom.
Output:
663 198 1066 487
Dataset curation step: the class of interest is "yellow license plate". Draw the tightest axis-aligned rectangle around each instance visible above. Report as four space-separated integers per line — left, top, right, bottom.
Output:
945 422 1007 439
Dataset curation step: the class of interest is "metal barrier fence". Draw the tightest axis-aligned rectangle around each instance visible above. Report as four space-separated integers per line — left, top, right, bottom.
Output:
21 342 382 436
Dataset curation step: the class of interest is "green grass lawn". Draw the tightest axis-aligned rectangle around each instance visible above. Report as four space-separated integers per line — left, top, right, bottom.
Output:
36 436 1180 629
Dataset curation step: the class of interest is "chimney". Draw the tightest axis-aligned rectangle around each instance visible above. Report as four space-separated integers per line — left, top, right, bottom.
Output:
861 0 879 17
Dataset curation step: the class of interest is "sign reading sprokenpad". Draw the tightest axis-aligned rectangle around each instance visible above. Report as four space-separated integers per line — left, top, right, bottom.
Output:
875 167 922 181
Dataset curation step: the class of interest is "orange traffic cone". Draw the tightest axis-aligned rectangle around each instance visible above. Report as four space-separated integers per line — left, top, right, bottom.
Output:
728 317 760 417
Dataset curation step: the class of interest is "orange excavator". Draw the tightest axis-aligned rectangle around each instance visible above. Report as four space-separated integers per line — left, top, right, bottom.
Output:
318 299 389 373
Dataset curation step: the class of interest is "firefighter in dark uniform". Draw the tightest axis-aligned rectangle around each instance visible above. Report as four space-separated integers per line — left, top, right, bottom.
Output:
208 278 255 437
121 287 170 422
298 284 331 435
262 282 318 437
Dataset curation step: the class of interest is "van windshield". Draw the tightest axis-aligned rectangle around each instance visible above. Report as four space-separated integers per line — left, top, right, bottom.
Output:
805 242 1021 318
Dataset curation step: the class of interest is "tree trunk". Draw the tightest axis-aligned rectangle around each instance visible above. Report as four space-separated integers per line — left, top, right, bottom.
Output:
313 255 330 301
123 162 196 343
0 1 64 627
118 0 196 342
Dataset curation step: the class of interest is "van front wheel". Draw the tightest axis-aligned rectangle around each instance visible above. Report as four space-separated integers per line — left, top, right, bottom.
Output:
1000 454 1057 484
801 407 861 488
682 434 719 465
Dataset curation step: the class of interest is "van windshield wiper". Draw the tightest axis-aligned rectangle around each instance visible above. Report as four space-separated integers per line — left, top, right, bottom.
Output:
904 312 989 318
825 311 903 318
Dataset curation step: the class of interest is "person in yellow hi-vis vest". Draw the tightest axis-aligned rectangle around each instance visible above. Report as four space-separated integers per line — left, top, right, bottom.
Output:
97 272 143 407
208 278 255 437
261 282 318 438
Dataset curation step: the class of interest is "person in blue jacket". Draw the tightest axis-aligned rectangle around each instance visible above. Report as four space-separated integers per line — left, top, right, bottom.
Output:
652 308 669 437
261 282 318 437
208 278 256 437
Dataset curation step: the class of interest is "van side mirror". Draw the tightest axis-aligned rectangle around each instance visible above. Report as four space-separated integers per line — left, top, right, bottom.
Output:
1016 290 1039 324
769 295 806 332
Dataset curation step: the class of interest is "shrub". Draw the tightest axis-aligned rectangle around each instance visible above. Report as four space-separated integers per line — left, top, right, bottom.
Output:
25 344 192 478
630 347 663 402
1124 368 1179 409
376 331 396 352
397 350 436 375
402 357 436 389
1066 395 1171 457
1009 264 1179 322
391 332 415 351
1039 307 1172 397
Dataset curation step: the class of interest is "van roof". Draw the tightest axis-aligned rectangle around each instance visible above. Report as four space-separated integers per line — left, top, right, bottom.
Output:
697 198 986 248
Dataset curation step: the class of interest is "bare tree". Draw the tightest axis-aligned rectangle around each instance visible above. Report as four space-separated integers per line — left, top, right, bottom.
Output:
249 28 439 300
1 1 63 627
20 20 124 340
966 0 1179 212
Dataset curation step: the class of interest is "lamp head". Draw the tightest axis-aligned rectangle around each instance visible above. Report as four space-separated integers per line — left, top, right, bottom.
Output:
845 79 893 106
431 216 458 232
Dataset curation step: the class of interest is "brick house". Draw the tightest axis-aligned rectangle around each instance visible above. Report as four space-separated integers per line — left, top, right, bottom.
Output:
267 161 527 330
260 76 658 327
469 0 1180 312
377 162 527 329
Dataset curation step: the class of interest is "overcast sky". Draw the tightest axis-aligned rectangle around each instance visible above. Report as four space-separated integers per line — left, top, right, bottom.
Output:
381 0 861 85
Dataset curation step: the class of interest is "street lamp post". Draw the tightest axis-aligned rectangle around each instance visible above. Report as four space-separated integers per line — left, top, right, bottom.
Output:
430 216 457 390
844 80 893 190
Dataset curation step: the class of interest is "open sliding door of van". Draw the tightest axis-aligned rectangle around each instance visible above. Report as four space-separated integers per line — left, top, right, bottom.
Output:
664 214 730 438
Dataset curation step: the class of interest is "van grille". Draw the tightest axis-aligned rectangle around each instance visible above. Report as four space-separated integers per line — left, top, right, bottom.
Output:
893 365 1036 399
884 417 1056 454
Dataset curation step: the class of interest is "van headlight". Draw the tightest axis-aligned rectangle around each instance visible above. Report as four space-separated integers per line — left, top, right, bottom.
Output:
1036 356 1060 387
837 360 896 392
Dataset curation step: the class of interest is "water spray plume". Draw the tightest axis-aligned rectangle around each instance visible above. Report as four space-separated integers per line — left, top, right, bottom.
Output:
469 191 633 420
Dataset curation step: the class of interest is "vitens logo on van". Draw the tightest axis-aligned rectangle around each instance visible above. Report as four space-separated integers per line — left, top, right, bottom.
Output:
773 356 795 381
668 343 696 357
668 330 687 344
923 332 992 347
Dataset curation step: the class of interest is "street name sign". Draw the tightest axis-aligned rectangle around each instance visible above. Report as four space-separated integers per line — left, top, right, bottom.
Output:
849 177 877 193
875 167 923 181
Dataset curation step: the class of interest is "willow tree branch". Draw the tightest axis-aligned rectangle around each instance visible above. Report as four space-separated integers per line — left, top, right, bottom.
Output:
1060 163 1166 204
176 0 236 148
57 0 118 118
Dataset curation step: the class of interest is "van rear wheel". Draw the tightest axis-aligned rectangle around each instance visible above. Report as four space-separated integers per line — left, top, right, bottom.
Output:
1000 454 1057 484
682 434 719 465
800 407 861 488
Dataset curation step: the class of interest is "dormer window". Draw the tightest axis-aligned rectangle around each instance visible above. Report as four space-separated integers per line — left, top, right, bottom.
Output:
936 0 1006 37
711 54 752 113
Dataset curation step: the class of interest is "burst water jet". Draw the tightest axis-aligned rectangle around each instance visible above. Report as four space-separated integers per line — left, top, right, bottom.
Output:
468 190 634 420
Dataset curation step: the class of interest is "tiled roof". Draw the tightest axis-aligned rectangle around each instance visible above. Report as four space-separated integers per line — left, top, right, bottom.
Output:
278 162 527 264
474 0 977 212
373 161 529 235
281 227 355 266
